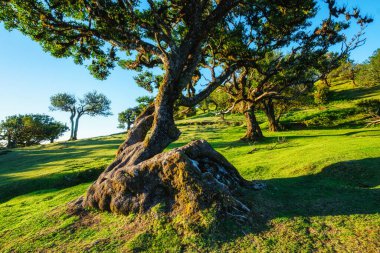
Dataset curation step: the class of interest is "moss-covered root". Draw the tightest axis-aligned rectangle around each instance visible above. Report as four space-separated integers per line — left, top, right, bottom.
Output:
70 140 255 223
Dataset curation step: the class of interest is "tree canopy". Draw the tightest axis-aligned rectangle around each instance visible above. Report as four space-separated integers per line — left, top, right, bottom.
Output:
50 91 111 140
0 114 68 148
356 49 380 87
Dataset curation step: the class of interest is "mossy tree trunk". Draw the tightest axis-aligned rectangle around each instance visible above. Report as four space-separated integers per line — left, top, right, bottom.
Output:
77 57 253 220
241 105 264 141
262 99 281 132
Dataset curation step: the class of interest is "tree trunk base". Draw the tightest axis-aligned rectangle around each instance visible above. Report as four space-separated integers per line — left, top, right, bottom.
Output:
240 132 264 142
69 140 256 222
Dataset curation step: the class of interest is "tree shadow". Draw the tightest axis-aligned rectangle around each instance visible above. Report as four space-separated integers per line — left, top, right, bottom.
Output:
175 129 380 152
209 157 380 244
0 165 105 203
331 85 380 101
0 138 123 202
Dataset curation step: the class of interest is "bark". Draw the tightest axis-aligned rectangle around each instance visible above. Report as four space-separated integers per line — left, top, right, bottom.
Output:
72 114 81 140
68 72 254 222
70 32 253 221
241 106 264 141
69 112 76 140
262 99 281 132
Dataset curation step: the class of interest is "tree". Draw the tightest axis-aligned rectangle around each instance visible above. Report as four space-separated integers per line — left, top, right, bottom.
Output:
221 50 323 140
0 114 68 148
73 91 112 140
356 49 380 87
1 1 371 218
118 108 139 130
50 91 112 140
135 96 154 115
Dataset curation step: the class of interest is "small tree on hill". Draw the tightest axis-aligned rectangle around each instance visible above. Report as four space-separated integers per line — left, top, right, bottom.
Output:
73 91 112 140
356 49 380 87
118 108 139 130
135 96 154 115
50 91 112 140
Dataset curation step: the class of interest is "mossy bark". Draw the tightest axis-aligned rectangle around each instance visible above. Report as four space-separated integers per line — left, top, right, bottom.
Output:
241 106 264 141
80 140 252 220
262 99 281 132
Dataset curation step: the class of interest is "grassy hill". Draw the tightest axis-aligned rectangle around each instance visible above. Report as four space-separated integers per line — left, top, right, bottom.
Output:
0 82 379 252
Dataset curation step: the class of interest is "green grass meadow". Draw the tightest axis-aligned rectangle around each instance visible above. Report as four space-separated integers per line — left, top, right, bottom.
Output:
0 82 379 252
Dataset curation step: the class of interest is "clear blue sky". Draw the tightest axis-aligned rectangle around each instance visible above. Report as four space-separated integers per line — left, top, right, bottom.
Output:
0 0 379 141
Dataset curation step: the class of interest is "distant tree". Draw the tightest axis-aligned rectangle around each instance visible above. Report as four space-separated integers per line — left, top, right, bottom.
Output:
356 49 380 87
50 91 111 140
74 91 112 140
314 81 331 105
135 96 154 114
0 114 68 148
222 50 320 140
118 96 154 130
118 108 139 130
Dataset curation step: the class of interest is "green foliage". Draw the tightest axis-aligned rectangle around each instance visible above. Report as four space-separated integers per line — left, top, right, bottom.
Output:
356 49 380 87
135 96 154 113
209 87 231 112
0 114 68 148
118 96 154 129
357 99 380 116
50 91 112 140
303 108 358 127
314 82 331 105
78 91 112 117
175 106 197 120
50 93 76 112
133 71 163 93
118 108 139 130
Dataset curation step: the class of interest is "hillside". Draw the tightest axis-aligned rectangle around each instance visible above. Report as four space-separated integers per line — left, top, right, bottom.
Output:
0 82 379 252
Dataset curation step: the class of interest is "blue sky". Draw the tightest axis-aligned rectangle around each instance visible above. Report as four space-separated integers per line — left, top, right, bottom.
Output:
0 0 379 141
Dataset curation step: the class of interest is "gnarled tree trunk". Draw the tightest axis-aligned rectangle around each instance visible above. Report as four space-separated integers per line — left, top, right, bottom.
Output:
262 99 281 132
241 105 264 141
70 75 254 221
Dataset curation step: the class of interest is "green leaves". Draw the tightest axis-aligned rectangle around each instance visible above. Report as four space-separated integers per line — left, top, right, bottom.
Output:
0 114 68 147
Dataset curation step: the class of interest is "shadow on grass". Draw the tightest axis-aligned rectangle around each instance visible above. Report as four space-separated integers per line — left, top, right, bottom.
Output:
0 139 121 174
0 138 123 202
0 165 105 203
208 157 380 244
331 84 380 101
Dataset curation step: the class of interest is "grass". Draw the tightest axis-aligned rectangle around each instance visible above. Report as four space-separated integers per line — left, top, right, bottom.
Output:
0 82 379 252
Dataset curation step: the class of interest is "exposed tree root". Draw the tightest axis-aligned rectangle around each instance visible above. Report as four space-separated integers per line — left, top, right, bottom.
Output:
69 140 258 222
